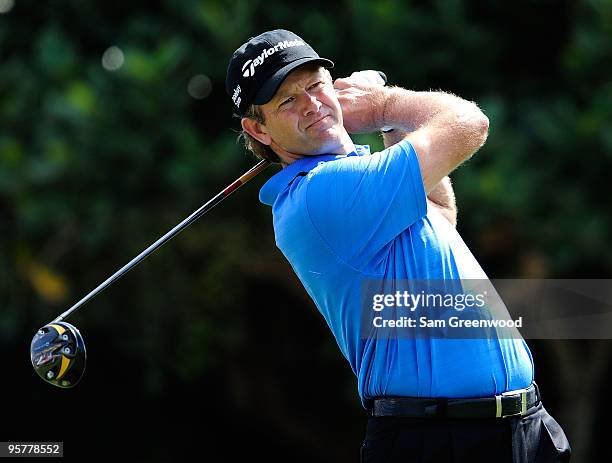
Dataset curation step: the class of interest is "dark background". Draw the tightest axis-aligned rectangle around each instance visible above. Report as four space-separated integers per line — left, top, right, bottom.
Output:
1 0 611 461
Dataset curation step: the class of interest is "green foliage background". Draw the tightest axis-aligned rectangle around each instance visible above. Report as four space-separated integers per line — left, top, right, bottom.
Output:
1 0 611 461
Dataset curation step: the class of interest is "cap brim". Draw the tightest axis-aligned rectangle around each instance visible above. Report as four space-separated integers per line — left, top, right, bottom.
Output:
253 57 334 106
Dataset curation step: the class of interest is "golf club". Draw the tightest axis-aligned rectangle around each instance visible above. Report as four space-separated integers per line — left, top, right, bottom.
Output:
30 69 388 389
30 159 270 388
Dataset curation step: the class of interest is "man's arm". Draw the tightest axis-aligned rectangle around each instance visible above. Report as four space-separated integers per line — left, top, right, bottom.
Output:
382 128 457 226
334 81 489 194
385 88 488 194
425 178 457 227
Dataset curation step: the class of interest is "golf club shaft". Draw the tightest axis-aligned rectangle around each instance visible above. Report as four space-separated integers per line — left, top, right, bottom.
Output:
52 159 271 323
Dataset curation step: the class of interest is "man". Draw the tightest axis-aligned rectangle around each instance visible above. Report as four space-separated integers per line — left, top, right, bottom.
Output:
225 29 571 462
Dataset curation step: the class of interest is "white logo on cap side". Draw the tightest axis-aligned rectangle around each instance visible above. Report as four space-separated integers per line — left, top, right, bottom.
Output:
241 39 306 78
232 84 242 108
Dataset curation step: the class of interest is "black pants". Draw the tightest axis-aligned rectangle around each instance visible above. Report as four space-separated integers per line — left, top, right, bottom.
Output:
361 402 571 463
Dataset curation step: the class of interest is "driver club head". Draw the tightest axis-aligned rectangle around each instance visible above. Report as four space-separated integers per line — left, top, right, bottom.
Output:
31 322 87 388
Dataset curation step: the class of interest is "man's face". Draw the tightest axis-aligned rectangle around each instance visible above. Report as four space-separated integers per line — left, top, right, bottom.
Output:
258 65 345 156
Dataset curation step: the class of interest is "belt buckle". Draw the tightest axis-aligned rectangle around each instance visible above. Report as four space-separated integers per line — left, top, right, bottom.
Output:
496 388 528 418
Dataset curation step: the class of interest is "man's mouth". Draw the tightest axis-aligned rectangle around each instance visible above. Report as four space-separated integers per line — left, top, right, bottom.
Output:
306 115 331 129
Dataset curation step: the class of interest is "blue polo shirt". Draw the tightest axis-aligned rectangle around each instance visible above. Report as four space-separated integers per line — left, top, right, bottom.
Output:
259 140 533 406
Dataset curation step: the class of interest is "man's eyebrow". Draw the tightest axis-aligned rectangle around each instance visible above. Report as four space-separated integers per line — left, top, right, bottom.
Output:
274 74 326 103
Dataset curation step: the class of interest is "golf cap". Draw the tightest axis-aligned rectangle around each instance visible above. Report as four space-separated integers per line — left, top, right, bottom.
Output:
226 29 334 116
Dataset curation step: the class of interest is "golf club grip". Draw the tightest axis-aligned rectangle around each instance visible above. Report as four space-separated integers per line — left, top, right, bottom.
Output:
52 159 271 323
227 159 271 195
377 71 387 85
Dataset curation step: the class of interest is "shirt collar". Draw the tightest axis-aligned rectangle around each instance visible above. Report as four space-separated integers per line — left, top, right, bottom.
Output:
259 144 371 206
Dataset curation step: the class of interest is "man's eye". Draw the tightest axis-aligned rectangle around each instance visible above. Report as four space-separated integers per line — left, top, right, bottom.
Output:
309 81 324 90
279 97 294 107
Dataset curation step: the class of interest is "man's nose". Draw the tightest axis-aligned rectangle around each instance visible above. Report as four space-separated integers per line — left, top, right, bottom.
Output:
300 91 322 116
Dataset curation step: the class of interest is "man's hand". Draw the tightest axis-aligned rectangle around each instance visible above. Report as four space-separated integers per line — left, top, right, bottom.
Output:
333 74 388 134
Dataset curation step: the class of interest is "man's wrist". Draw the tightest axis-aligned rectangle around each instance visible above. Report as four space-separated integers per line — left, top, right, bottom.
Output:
379 87 401 132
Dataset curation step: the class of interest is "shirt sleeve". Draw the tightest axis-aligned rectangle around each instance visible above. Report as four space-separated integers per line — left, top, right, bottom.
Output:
305 139 427 270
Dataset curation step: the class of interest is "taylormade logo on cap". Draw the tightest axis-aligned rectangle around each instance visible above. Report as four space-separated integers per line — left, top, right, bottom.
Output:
241 39 306 78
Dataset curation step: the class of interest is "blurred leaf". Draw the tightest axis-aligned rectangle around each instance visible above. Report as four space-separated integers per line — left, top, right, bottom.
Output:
21 259 70 305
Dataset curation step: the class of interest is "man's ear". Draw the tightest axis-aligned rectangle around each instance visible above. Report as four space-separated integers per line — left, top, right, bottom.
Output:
241 118 272 146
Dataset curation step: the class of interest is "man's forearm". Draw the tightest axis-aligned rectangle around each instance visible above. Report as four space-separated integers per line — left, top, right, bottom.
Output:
375 86 487 196
381 87 484 138
426 177 457 226
425 176 455 210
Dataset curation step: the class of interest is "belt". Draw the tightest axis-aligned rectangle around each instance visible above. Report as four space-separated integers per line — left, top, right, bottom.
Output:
367 382 540 419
